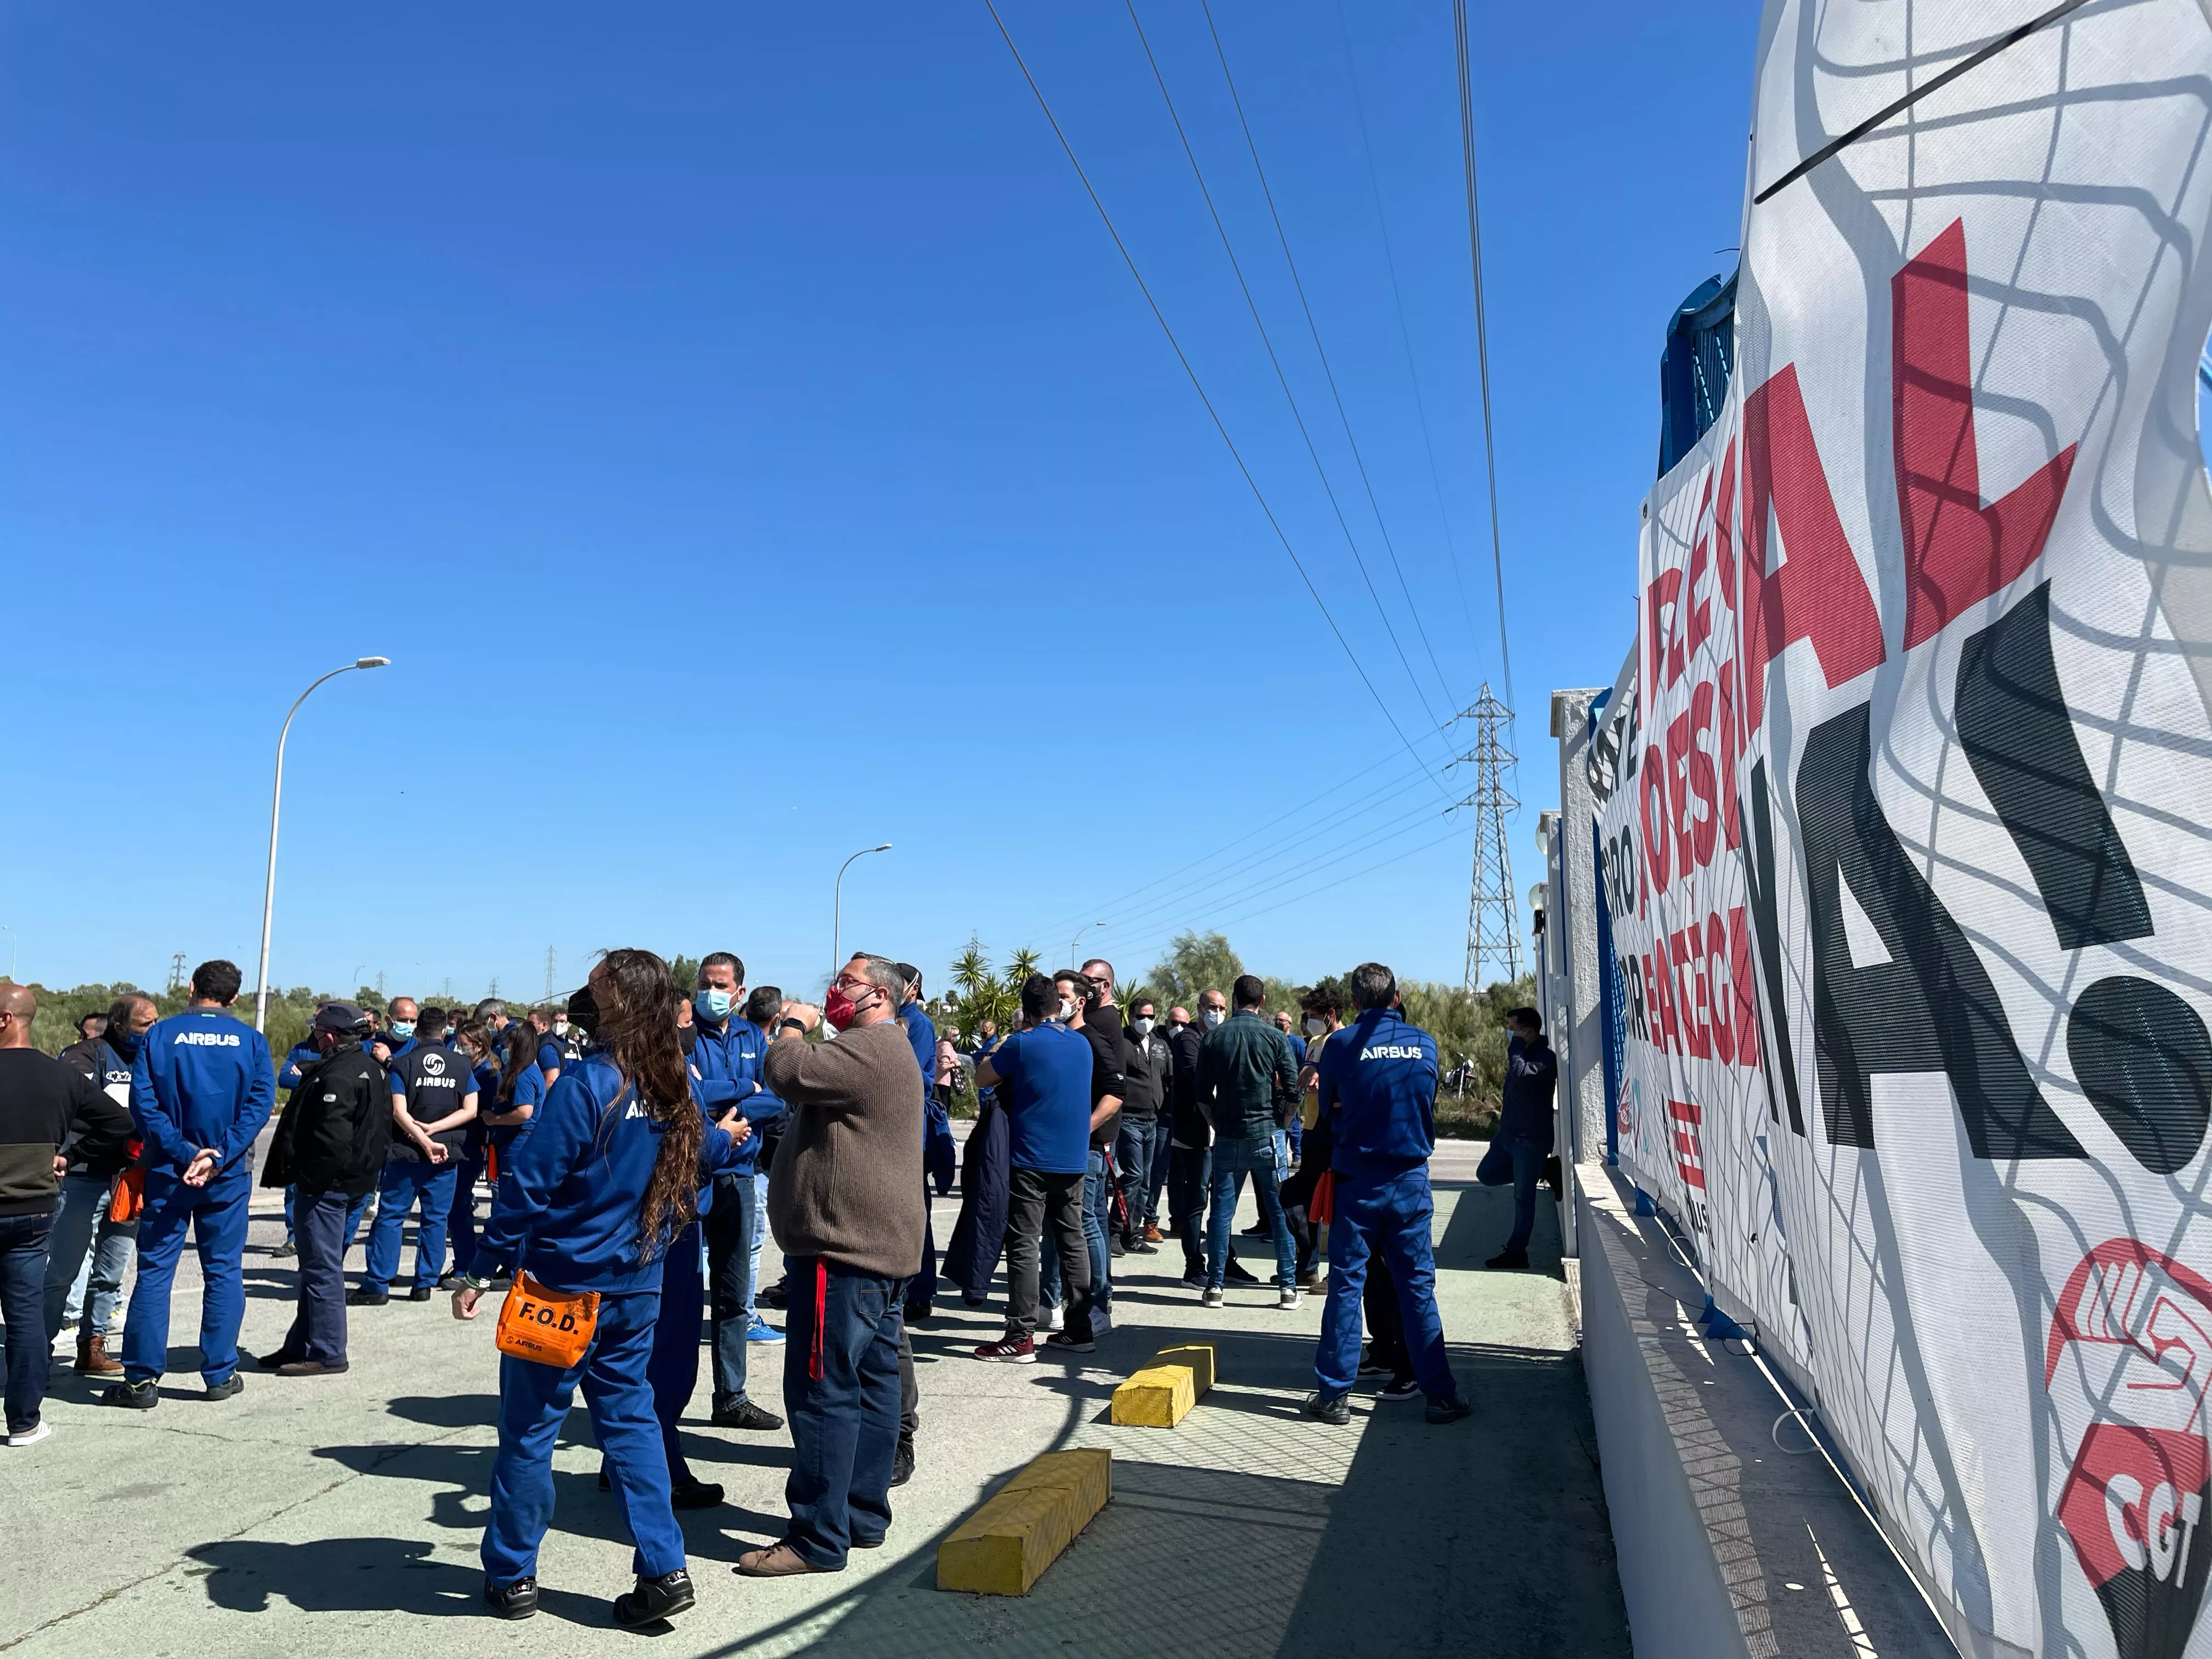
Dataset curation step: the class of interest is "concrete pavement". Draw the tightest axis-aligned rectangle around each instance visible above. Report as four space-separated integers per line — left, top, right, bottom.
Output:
1 1138 1628 1657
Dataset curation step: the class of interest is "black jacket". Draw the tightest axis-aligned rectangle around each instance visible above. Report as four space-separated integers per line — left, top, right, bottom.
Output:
0 1048 133 1218
1165 1022 1208 1147
1500 1034 1558 1146
1120 1026 1171 1122
261 1041 391 1198
59 1037 140 1180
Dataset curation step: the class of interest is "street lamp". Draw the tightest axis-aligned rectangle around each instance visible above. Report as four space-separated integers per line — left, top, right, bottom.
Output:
1069 921 1106 968
253 658 390 1031
831 844 893 985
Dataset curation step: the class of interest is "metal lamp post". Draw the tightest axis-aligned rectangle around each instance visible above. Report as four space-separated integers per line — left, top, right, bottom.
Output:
253 657 390 1031
1069 920 1106 968
831 844 893 986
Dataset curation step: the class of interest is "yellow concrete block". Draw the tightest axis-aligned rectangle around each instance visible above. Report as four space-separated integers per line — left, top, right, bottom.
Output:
1111 1365 1196 1427
1153 1342 1216 1397
936 1449 1112 1595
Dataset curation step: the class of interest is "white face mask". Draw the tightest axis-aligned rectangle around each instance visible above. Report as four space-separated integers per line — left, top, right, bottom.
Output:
1133 1017 1155 1035
1304 1017 1326 1036
1058 1000 1074 1021
1201 1008 1224 1029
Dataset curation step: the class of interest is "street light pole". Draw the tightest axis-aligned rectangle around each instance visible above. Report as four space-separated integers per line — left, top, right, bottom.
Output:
1069 920 1106 968
253 657 391 1031
831 843 893 987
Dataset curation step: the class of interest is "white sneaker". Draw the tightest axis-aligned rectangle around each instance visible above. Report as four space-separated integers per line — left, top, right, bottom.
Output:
1202 1288 1225 1308
1042 1304 1065 1333
1278 1287 1305 1311
4 1421 52 1448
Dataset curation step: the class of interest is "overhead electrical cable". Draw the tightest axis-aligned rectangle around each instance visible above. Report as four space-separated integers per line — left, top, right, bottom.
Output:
1333 0 1485 672
1198 0 1458 714
1121 0 1451 737
1451 0 1515 718
982 0 1454 800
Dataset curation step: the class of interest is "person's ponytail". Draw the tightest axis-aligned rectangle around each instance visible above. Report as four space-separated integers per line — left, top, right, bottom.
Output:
592 949 704 1260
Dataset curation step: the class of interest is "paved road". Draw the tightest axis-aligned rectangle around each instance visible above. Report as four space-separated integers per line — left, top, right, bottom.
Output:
2 1137 1628 1658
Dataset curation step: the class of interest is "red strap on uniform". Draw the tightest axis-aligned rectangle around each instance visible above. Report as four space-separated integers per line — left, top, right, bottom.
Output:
809 1259 827 1383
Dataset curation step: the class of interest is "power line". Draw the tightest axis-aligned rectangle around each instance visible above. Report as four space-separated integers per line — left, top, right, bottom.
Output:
1198 0 1457 714
1451 0 1515 718
1120 0 1449 737
984 0 1453 799
1333 0 1484 677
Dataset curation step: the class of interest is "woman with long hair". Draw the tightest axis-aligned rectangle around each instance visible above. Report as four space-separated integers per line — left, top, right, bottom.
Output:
454 948 720 1629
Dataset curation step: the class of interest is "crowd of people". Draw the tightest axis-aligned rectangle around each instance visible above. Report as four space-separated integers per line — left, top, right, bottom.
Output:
0 945 1559 1629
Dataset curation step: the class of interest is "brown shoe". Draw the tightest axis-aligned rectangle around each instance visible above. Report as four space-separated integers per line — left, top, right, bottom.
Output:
75 1334 123 1378
1142 1224 1164 1244
735 1543 836 1578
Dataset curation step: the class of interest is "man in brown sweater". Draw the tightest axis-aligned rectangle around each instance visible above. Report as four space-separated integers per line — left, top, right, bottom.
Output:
739 953 923 1579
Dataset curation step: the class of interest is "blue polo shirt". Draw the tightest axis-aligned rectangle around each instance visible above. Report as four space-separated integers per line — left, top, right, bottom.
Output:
988 1022 1092 1176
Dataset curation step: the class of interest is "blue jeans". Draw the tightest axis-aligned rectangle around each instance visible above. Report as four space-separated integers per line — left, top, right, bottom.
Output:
747 1171 769 1322
1206 1132 1295 1290
1315 1168 1455 1401
644 1222 705 1487
363 1159 459 1292
43 1171 137 1342
276 1189 356 1366
1116 1119 1166 1231
707 1173 758 1410
284 1184 373 1248
1084 1148 1113 1313
780 1257 908 1569
122 1165 253 1386
1477 1136 1547 1253
447 1155 487 1277
484 1288 682 1587
1 1214 52 1435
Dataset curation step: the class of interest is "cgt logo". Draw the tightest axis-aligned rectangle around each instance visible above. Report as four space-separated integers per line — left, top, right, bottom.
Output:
2049 1240 2212 1659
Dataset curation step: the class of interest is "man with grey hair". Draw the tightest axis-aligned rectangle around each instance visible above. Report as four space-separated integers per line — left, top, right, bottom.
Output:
1305 962 1470 1427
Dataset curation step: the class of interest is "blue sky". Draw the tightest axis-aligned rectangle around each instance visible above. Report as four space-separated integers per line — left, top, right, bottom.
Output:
0 2 1759 1004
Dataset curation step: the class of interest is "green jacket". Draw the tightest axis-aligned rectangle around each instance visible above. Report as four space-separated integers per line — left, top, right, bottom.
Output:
1197 1011 1299 1142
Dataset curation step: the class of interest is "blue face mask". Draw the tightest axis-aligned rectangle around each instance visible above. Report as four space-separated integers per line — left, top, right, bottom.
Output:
388 1020 416 1039
697 988 734 1020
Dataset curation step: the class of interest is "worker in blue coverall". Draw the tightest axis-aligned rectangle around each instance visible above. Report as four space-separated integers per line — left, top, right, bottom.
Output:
1304 961 1473 1428
101 959 276 1409
689 953 786 1434
456 950 744 1629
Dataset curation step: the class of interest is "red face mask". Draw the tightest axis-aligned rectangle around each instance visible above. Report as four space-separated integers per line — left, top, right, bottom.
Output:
825 984 872 1031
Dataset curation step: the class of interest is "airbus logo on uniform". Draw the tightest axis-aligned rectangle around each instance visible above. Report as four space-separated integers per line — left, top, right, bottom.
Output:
174 1031 241 1048
421 1052 447 1076
1362 1045 1426 1061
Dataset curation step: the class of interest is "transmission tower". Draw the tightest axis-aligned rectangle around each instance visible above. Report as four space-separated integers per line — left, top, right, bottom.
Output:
1450 685 1522 990
488 977 499 1002
166 953 187 995
545 946 557 1003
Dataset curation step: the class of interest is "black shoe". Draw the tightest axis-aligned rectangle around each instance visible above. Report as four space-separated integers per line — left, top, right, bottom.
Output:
1484 1249 1530 1271
672 1479 724 1510
346 1287 389 1307
257 1348 302 1371
759 1280 788 1310
1241 1219 1269 1237
1108 1235 1127 1257
484 1575 538 1620
597 1469 612 1492
612 1568 695 1628
1426 1393 1474 1425
436 1273 464 1290
710 1398 783 1432
275 1359 350 1378
99 1378 159 1410
269 1239 297 1260
891 1434 916 1487
1224 1257 1259 1284
903 1303 933 1327
1304 1392 1351 1426
851 1534 887 1550
408 1285 435 1301
1128 1240 1159 1255
1375 1377 1422 1402
204 1374 245 1402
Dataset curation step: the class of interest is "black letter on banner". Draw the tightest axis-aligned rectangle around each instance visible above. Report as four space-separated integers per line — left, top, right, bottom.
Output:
1796 704 2084 1159
1955 582 2152 950
1742 758 1807 1136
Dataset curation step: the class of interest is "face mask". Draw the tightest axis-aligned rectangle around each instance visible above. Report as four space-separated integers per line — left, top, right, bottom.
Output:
442 1025 455 1040
697 988 734 1020
388 1020 416 1040
1305 1017 1327 1036
554 1019 568 1035
110 1028 140 1062
825 984 873 1031
679 1024 698 1056
1201 1009 1224 1030
1058 1000 1075 1021
1133 1017 1154 1035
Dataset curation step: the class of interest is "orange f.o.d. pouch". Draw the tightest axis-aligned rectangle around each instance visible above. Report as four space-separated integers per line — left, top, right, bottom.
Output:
494 1273 600 1369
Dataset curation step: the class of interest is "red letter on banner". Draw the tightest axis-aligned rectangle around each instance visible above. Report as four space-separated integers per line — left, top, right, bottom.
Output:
1688 680 1719 870
1667 713 1696 878
1705 912 1734 1064
1893 220 2076 649
1717 660 1742 851
1674 928 1712 1059
1641 750 1672 894
1647 567 1685 692
1739 365 1886 728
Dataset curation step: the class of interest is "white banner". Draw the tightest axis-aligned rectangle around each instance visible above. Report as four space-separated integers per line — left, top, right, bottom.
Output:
1595 3 2212 1655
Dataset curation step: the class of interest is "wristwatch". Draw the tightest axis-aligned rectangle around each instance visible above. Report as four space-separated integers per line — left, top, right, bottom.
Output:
778 1018 809 1037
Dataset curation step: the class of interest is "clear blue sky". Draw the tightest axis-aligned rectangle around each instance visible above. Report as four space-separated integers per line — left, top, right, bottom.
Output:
0 2 1759 1004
